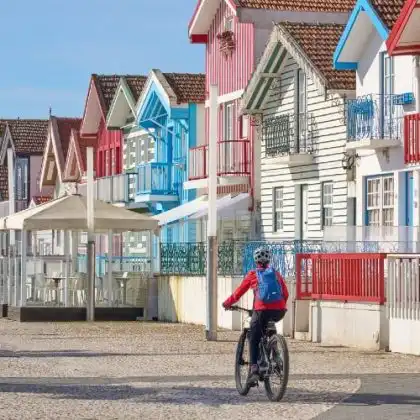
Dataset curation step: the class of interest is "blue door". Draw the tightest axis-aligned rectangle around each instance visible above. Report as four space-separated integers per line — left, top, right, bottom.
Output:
406 172 414 226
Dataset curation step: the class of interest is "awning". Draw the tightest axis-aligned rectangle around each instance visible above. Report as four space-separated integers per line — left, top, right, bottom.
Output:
190 193 250 220
153 195 208 226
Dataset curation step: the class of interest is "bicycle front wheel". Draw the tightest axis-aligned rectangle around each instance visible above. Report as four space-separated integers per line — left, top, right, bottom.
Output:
235 330 251 396
264 334 289 402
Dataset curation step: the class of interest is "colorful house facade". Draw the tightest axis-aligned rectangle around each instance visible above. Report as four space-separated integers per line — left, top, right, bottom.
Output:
187 0 355 241
241 22 356 241
0 118 51 215
333 0 420 244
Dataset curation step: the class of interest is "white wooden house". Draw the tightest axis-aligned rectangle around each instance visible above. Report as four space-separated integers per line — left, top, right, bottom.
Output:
241 22 356 240
333 0 420 247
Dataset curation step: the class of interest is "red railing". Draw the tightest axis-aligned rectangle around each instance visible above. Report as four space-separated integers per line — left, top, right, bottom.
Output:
296 253 386 304
188 140 251 180
404 113 420 164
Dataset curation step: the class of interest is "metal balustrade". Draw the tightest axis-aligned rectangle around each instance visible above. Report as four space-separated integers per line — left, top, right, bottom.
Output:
136 162 176 196
346 94 404 142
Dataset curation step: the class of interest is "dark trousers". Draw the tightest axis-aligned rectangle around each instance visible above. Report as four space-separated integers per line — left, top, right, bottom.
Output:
249 309 286 366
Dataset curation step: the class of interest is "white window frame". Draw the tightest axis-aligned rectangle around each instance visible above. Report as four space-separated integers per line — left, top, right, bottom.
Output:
240 115 249 139
366 175 394 227
297 69 307 144
321 182 333 229
224 16 233 32
224 102 234 141
273 187 284 232
105 150 110 176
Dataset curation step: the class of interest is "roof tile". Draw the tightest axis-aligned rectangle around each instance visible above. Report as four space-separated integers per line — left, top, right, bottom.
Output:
370 0 406 30
55 117 82 160
0 119 49 154
93 75 122 114
281 22 356 91
162 73 206 104
0 166 8 200
237 0 356 13
124 76 148 102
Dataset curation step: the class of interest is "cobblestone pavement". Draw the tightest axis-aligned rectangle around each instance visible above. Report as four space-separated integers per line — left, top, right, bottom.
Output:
0 321 419 419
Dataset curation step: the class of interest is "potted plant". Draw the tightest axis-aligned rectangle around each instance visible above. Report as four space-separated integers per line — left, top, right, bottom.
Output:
217 30 235 55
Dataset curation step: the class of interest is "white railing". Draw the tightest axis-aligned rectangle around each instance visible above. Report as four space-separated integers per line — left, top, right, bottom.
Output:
77 174 132 203
387 254 420 320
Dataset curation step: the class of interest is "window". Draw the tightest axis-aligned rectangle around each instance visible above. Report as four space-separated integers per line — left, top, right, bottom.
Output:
366 175 394 226
297 69 307 147
224 16 233 32
111 148 116 175
383 53 395 96
166 226 173 243
273 187 284 232
239 115 249 139
321 182 333 228
224 102 234 141
105 150 109 176
15 157 28 200
382 53 395 137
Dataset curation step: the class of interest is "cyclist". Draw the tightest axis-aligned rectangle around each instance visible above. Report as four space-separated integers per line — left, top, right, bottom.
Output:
222 247 289 385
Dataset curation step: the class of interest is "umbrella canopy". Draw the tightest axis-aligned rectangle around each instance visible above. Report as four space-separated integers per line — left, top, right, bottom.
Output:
0 194 159 233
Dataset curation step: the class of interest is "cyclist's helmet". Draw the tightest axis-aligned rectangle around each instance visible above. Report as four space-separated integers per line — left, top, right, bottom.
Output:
253 247 271 266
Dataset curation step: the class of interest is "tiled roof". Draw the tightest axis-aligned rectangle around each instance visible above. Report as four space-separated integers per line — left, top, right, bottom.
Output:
0 119 49 154
0 166 8 200
370 0 406 30
124 76 147 102
92 75 121 115
237 0 356 12
162 73 206 104
55 117 82 161
0 121 7 138
281 22 356 90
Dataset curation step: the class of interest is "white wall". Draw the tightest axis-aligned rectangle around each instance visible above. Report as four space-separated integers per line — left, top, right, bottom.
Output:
259 54 350 240
311 300 389 350
389 318 420 355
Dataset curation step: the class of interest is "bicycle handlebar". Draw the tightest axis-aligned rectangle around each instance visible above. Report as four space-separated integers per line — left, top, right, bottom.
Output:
228 305 253 316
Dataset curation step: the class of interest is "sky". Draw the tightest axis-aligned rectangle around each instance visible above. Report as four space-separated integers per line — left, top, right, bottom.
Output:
0 0 204 119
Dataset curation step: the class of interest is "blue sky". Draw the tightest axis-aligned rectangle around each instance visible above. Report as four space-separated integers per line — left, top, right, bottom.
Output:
0 0 204 118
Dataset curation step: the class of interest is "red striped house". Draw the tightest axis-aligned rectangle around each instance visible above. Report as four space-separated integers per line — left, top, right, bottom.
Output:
187 0 355 229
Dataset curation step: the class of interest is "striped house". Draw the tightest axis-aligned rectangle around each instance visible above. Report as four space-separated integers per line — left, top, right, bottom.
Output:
187 0 356 241
241 22 356 240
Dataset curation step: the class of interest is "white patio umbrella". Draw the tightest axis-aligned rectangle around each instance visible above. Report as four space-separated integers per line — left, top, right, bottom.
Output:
0 194 159 233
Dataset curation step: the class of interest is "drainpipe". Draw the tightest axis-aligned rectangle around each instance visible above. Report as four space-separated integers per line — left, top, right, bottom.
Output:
414 56 420 113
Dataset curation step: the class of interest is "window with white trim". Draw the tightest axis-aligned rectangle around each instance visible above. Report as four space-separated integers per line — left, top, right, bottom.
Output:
224 102 234 141
111 148 116 175
297 69 307 144
105 150 110 176
224 16 233 32
239 115 249 139
321 182 333 228
273 187 284 232
366 175 394 226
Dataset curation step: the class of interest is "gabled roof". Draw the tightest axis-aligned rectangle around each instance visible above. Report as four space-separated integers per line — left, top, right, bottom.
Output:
0 121 7 137
135 70 205 119
106 75 147 129
387 0 420 56
39 116 81 188
0 119 48 154
188 0 356 41
333 0 405 69
80 74 121 135
0 166 8 200
63 129 96 181
241 22 355 113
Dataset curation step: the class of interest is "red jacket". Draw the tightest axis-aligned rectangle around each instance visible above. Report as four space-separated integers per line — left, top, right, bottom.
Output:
223 268 289 311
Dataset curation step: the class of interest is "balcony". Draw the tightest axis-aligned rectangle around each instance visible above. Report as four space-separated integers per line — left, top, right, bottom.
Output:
78 173 136 206
263 114 314 166
404 113 420 164
346 94 406 150
187 140 251 187
135 162 178 203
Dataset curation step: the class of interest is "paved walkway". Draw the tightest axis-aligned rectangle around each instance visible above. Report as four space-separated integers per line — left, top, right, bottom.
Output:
0 321 419 419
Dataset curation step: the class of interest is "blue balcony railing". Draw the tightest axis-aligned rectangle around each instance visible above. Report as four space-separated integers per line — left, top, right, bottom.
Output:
136 162 177 196
346 94 405 142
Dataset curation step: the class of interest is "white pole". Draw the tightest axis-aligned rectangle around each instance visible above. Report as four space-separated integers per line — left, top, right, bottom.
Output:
63 230 70 306
206 84 219 341
107 229 113 307
20 231 27 307
7 148 15 246
86 147 95 321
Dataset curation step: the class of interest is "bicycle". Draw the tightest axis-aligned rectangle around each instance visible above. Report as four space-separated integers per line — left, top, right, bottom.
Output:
229 305 289 402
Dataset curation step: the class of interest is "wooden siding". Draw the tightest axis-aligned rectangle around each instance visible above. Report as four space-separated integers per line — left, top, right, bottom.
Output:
260 55 349 240
206 1 254 97
96 119 122 178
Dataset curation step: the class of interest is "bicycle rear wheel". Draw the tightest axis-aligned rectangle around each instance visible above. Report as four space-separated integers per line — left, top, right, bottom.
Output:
235 330 251 396
264 334 289 402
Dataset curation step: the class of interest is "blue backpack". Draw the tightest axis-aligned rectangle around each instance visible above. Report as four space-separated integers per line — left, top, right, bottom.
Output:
256 267 283 303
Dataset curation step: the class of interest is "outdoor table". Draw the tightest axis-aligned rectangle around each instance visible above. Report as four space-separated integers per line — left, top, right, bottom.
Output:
114 276 130 305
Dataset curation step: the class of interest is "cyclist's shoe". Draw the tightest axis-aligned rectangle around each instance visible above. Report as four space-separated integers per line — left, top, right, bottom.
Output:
247 365 259 386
